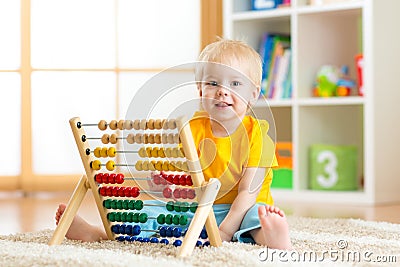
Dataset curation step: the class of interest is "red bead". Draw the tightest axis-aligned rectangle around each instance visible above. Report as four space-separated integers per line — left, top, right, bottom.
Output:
95 173 103 183
173 188 181 199
118 187 126 197
166 175 174 185
131 187 140 198
187 189 196 199
172 175 180 185
103 173 110 183
153 174 161 185
163 187 172 198
186 175 193 186
179 176 186 186
99 186 106 196
112 187 119 197
109 173 116 184
180 188 188 199
106 186 114 197
123 187 131 197
115 173 124 184
160 176 168 185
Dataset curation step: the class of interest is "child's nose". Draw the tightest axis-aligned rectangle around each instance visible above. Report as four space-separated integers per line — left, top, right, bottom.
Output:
217 87 229 97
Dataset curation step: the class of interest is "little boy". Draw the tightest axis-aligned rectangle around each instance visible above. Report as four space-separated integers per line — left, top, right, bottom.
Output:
55 39 292 250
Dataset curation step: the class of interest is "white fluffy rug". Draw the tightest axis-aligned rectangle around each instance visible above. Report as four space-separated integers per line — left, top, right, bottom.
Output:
1 216 399 266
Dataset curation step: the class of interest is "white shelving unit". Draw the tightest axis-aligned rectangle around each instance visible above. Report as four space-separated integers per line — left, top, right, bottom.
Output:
223 0 400 204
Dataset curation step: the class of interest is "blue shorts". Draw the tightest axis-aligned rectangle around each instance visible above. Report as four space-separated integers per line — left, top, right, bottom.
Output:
128 200 263 244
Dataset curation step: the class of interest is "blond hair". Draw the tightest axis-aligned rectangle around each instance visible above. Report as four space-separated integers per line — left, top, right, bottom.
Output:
195 38 262 87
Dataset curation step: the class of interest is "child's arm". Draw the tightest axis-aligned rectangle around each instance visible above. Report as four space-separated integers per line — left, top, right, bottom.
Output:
218 167 267 241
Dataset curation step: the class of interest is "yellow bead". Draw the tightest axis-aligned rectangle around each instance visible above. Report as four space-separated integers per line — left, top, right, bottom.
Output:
168 162 176 171
158 147 165 158
94 147 101 158
91 160 101 170
108 147 116 157
146 147 152 157
138 147 147 158
106 160 115 171
155 161 162 171
135 160 143 171
151 147 159 158
101 147 108 158
171 148 178 158
142 161 149 171
162 161 169 171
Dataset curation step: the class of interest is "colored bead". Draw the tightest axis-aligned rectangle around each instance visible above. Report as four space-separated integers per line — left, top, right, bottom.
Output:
157 214 165 224
103 199 111 209
180 202 190 212
128 236 137 242
150 237 159 243
172 215 180 225
165 214 173 225
128 200 135 210
180 188 188 199
110 199 117 209
117 236 126 242
136 237 143 242
173 227 182 238
163 187 172 198
94 147 102 158
173 201 181 212
125 224 132 235
165 227 173 237
173 239 182 247
142 237 150 243
203 241 210 246
111 224 120 234
122 200 129 209
173 189 181 199
196 240 203 247
108 213 115 222
109 120 118 130
166 201 174 212
98 120 107 130
102 173 110 183
159 226 167 237
200 229 208 239
187 189 196 199
120 212 127 222
179 215 188 226
106 160 115 171
100 147 108 157
108 147 116 157
160 238 169 245
91 160 101 170
134 200 143 210
95 173 103 183
115 173 124 184
131 187 140 198
109 173 116 184
139 213 148 223
101 134 110 144
126 213 133 223
190 202 198 213
186 175 193 186
132 225 141 236
132 213 139 223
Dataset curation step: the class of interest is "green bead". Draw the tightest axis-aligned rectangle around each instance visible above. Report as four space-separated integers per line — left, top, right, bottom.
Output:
121 212 127 222
172 215 180 225
132 213 139 223
122 200 129 209
116 200 123 209
103 199 111 209
180 202 189 212
128 200 135 210
179 215 188 226
107 212 115 222
126 212 133 223
139 213 148 223
190 202 198 213
173 201 181 212
157 214 166 224
165 214 173 224
134 200 144 210
110 200 117 209
114 212 121 222
166 201 174 212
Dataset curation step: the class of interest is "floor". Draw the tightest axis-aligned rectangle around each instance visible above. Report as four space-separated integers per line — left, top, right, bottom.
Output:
1 191 400 236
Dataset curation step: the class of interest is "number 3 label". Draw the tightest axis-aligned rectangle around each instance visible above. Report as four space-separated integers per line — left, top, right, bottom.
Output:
316 150 338 188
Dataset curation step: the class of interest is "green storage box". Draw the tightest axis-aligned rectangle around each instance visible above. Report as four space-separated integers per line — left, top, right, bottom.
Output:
309 144 358 191
272 168 293 189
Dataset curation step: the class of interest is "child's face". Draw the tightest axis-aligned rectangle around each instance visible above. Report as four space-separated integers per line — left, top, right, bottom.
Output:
198 60 259 122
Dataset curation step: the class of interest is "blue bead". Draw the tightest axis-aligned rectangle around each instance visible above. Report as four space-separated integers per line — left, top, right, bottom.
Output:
111 224 120 234
142 237 150 243
200 229 208 239
125 225 132 235
166 227 173 237
132 225 141 236
136 237 143 242
128 236 137 242
117 235 126 242
173 239 182 247
173 227 182 238
160 238 169 245
196 240 203 247
119 225 125 234
203 241 210 246
159 226 167 237
150 237 159 243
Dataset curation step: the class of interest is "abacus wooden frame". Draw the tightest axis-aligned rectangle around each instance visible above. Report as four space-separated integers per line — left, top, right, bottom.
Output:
48 116 222 258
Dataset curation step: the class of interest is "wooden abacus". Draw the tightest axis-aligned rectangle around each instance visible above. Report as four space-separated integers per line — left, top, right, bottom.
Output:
49 117 222 257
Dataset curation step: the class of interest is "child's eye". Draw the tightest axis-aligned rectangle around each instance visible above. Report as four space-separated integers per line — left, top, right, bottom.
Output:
206 81 218 87
231 81 241 86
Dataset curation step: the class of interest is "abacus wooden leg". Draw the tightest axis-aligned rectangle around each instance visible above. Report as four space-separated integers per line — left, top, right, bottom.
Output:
48 175 89 245
178 178 221 258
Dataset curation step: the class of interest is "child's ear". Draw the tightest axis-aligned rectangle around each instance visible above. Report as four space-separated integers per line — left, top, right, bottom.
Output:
196 82 202 97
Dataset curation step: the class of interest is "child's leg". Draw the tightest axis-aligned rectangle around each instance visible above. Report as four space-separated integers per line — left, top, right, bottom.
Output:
250 205 292 250
55 204 108 242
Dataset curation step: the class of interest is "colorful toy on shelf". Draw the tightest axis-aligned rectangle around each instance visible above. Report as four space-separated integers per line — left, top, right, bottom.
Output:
271 142 293 189
313 65 356 97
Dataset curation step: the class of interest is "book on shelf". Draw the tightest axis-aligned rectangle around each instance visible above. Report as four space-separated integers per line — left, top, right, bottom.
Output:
258 33 292 99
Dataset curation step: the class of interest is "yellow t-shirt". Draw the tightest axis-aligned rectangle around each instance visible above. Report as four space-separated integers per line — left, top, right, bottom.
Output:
189 111 278 205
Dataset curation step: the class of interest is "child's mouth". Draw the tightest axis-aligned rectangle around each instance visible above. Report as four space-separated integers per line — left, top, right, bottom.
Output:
215 101 232 108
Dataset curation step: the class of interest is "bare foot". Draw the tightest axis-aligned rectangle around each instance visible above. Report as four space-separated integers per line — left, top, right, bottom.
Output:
257 205 292 250
55 204 107 242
